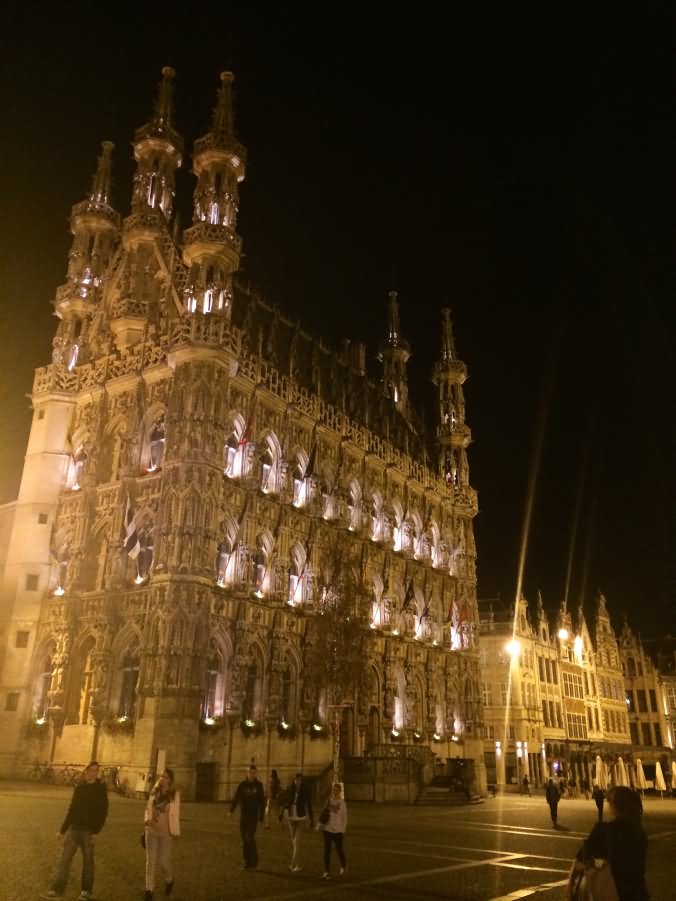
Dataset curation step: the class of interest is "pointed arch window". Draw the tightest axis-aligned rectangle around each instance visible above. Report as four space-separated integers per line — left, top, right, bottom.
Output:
202 643 227 720
260 446 275 493
242 653 262 723
252 540 268 596
75 640 96 725
71 446 87 490
280 658 296 725
34 650 54 721
117 652 140 720
148 416 166 472
54 555 68 597
136 521 154 583
216 536 234 587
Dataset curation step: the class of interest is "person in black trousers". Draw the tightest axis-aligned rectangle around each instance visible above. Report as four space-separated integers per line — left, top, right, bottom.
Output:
229 764 265 870
592 784 605 821
545 778 560 827
41 760 109 901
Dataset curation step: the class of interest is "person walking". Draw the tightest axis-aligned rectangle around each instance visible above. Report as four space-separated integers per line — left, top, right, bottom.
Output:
545 778 561 827
40 760 108 901
567 786 649 901
143 768 181 900
229 764 265 870
592 784 605 822
320 783 348 879
521 774 531 797
280 772 314 872
264 768 281 829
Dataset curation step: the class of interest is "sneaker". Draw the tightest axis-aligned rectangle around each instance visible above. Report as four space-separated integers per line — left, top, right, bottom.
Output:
291 865 302 872
339 866 346 876
39 893 61 900
77 893 92 901
322 872 331 879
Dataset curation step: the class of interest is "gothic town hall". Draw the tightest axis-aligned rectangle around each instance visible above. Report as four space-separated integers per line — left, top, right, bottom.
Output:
0 69 484 800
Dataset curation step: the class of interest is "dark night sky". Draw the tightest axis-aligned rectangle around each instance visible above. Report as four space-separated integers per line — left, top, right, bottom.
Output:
0 8 671 636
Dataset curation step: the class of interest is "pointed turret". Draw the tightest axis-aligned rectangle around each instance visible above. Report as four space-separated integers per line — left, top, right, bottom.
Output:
130 66 183 220
183 71 246 316
431 309 470 487
377 291 410 412
52 142 121 368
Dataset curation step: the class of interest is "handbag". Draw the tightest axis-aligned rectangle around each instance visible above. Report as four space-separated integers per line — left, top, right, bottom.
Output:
569 859 619 901
319 806 330 826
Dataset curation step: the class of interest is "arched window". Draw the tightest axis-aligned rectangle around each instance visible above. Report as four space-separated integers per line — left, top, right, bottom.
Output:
347 482 361 531
224 432 239 477
74 639 96 725
259 438 280 493
135 520 154 583
292 459 305 507
280 658 296 725
34 647 55 720
242 651 262 723
252 538 268 596
216 536 234 587
71 446 87 490
287 562 299 605
148 416 166 472
370 494 384 542
627 658 636 676
202 642 228 720
54 554 68 596
117 651 140 719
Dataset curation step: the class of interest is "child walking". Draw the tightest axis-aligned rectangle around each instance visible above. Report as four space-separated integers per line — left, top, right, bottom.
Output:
144 768 181 900
321 783 347 879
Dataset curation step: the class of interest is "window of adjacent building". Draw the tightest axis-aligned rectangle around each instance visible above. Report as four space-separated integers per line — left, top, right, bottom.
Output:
626 691 635 713
637 690 647 713
37 409 45 420
594 707 600 731
482 682 493 706
500 682 507 706
542 700 550 727
563 671 584 700
508 725 515 740
545 659 552 683
25 574 39 591
38 512 48 525
630 722 639 744
549 700 556 728
654 724 662 746
551 662 558 684
556 704 563 729
538 657 545 682
5 692 19 711
641 723 651 745
667 685 676 711
586 706 593 729
566 712 588 740
649 689 657 712
15 631 29 649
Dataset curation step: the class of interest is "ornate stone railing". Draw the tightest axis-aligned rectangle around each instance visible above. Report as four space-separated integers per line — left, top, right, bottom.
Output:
183 222 242 254
193 131 246 160
168 316 241 355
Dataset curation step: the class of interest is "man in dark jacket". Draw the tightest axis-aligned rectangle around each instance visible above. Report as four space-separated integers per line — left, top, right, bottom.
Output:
545 778 561 827
229 764 266 869
41 760 108 900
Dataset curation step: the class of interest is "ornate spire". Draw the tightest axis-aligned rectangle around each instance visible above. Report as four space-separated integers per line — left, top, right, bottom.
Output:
182 71 247 317
212 70 235 134
152 66 177 132
89 141 114 207
378 291 410 411
440 307 457 362
130 67 183 220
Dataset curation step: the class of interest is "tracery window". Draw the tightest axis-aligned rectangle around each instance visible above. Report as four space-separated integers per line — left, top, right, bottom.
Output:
71 446 87 490
117 652 140 720
34 649 54 720
136 521 154 582
216 536 234 587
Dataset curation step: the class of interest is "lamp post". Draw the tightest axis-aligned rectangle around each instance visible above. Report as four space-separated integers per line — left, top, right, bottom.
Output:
328 702 352 781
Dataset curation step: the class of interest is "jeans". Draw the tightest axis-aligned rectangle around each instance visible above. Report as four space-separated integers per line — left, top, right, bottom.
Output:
323 831 346 872
51 829 94 894
287 817 306 867
240 815 259 868
145 828 174 890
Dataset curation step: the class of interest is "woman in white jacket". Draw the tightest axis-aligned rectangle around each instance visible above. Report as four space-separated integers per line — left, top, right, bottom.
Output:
144 768 180 900
321 782 347 879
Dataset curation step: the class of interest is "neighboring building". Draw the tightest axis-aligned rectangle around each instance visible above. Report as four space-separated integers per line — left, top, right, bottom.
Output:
477 592 673 792
620 622 672 786
0 69 484 799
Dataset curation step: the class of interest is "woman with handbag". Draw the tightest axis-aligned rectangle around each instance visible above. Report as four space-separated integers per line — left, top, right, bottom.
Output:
319 782 347 880
143 769 181 901
567 785 648 901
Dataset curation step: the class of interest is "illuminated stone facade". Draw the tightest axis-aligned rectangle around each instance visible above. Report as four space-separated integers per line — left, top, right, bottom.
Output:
478 592 673 791
0 69 484 799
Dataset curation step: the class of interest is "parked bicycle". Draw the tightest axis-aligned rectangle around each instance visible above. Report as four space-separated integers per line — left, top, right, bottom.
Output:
27 761 53 783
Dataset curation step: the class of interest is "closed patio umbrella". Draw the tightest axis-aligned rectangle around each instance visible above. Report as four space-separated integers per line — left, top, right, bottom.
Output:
617 756 629 788
655 761 666 795
635 758 647 792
